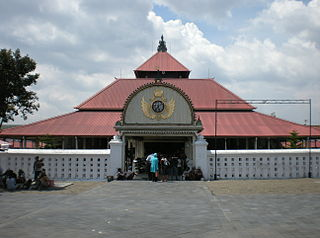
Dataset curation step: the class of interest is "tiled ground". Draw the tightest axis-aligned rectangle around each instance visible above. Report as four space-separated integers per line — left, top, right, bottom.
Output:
0 181 319 238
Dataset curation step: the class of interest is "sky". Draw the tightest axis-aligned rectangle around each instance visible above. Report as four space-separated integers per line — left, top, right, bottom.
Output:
0 0 319 126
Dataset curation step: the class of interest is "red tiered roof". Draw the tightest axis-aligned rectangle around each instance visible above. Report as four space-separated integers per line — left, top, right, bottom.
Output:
0 111 121 136
75 78 254 111
2 110 319 137
135 51 190 72
197 111 320 137
1 40 319 139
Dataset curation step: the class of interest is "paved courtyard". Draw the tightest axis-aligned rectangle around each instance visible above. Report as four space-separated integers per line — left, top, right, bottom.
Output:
0 180 320 238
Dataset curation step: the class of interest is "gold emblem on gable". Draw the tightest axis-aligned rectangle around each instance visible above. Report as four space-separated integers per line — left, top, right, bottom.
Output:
141 89 175 120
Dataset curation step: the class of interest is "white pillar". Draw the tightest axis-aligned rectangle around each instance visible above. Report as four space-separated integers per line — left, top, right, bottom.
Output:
109 135 124 177
194 135 209 180
255 137 258 149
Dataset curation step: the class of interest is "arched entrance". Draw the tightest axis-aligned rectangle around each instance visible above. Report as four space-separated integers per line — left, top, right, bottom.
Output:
115 81 203 177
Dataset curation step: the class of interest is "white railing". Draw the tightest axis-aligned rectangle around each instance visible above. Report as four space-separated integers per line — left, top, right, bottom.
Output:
208 149 320 180
0 149 110 180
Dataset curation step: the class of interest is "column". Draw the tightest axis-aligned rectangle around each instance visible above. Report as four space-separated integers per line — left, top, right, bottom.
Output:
22 136 26 148
75 136 78 149
62 137 65 149
185 137 193 168
109 135 124 177
83 137 86 149
194 135 209 180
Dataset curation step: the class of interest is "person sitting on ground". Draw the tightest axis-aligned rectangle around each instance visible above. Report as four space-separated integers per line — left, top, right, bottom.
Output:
194 167 203 180
17 169 26 184
116 168 126 180
185 167 202 181
2 169 16 189
6 172 17 191
38 169 50 190
125 170 136 180
23 179 33 190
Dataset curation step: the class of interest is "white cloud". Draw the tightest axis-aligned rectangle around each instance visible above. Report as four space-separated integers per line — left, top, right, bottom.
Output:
153 0 259 22
248 0 320 44
10 21 77 46
147 3 320 124
1 0 319 126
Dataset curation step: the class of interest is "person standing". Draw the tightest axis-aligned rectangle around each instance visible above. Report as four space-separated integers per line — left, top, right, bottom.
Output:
150 153 159 182
33 156 43 180
160 157 170 182
145 153 153 181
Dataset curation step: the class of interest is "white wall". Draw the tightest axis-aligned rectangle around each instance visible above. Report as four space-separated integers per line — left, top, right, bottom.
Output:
207 149 320 180
0 149 110 180
2 148 320 181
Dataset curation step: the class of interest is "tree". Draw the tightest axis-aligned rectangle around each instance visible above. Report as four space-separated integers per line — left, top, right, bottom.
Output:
0 49 40 128
287 130 302 148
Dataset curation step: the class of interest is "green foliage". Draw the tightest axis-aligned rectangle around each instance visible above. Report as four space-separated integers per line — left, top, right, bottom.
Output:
37 135 62 149
0 48 40 128
288 130 302 148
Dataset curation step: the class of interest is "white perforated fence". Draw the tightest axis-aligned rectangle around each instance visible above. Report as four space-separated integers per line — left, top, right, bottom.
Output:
208 149 320 180
0 149 110 180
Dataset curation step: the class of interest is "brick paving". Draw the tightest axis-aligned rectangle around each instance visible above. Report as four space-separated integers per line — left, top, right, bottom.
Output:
0 181 319 238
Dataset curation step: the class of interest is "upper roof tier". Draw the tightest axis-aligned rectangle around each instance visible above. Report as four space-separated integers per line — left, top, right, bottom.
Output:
75 78 255 111
134 36 190 78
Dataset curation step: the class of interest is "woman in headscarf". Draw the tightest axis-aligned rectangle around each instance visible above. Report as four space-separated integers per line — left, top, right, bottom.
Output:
150 153 159 182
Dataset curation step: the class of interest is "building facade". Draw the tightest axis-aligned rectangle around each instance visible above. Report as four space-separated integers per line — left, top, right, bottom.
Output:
1 37 320 173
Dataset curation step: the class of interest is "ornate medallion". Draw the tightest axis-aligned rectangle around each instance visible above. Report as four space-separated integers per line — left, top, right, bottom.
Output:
141 89 175 120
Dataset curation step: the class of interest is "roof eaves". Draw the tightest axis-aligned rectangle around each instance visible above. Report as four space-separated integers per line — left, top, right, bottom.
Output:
0 111 77 135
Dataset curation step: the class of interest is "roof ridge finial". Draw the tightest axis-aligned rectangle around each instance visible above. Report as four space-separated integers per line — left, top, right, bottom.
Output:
157 35 167 52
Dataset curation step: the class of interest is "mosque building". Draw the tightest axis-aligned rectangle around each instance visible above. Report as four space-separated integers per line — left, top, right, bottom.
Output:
1 36 319 166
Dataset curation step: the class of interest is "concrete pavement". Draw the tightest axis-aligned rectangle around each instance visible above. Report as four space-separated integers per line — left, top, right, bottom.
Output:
0 181 319 238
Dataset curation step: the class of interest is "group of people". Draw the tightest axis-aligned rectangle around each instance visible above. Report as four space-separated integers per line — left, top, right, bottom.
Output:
0 156 51 191
115 168 135 180
145 152 193 182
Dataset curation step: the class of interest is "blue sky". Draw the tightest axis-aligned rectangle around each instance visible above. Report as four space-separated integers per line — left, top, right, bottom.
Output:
0 0 319 125
152 2 267 46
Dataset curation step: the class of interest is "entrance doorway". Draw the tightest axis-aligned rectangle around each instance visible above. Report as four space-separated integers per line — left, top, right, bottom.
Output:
144 142 184 156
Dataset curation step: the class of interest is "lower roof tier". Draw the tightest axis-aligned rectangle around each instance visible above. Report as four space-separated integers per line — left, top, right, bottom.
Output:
1 111 319 137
